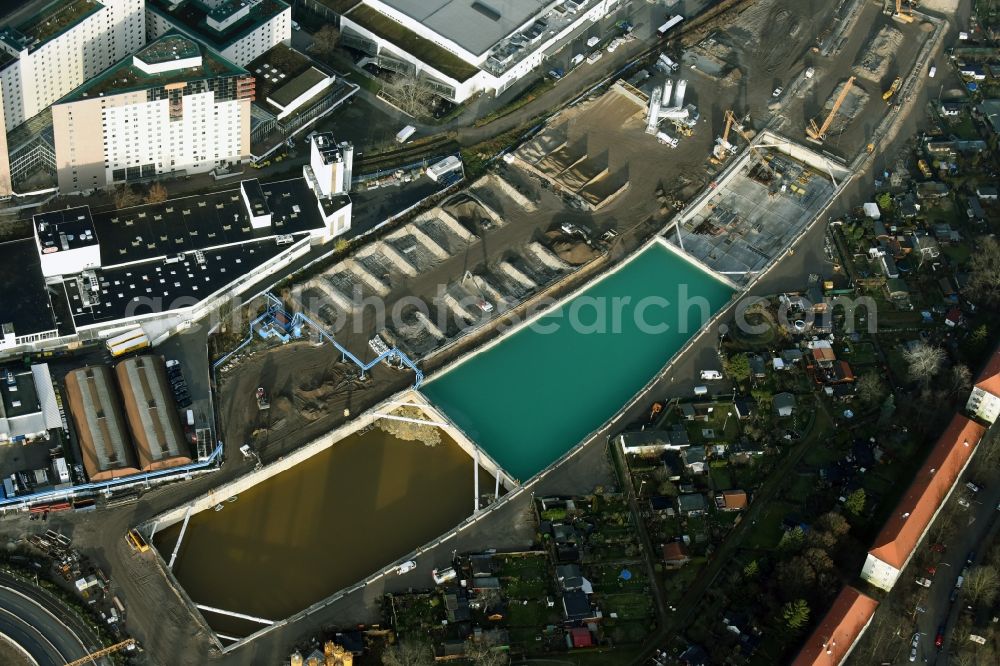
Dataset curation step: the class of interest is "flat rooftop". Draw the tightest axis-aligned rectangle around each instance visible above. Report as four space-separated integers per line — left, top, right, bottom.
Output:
345 3 479 82
63 239 291 329
60 33 245 102
377 0 547 57
34 207 99 253
92 178 326 267
148 0 289 52
0 239 58 339
136 33 201 64
247 43 313 105
1 0 101 52
269 67 328 109
1 369 40 420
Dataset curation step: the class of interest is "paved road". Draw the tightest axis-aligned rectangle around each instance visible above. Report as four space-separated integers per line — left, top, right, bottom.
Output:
0 574 100 666
920 426 1000 665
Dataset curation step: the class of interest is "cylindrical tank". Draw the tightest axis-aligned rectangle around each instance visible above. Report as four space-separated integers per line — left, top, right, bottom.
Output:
672 79 687 109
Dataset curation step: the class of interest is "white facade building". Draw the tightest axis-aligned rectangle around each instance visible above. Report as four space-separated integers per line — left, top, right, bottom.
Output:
146 0 292 67
967 386 1000 424
340 0 619 103
0 0 145 133
51 35 254 192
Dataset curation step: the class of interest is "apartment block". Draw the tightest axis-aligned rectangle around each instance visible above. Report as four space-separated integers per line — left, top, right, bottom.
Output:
52 34 254 192
0 0 145 133
146 0 292 67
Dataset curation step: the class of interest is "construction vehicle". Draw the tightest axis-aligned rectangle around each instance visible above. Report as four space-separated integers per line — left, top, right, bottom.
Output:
713 110 737 160
892 0 915 23
882 76 902 102
256 387 270 411
807 76 856 142
64 639 136 666
730 117 774 177
866 143 875 154
125 528 150 553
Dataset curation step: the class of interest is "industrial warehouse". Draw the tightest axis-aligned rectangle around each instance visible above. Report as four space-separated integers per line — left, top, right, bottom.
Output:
65 356 192 483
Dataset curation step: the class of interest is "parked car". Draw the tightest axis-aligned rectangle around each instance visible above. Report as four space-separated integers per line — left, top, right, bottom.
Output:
935 626 945 648
966 481 980 493
396 560 417 575
700 370 723 380
915 577 932 588
772 86 783 97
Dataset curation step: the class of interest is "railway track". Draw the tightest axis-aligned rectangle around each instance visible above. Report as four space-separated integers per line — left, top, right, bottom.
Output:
355 137 460 174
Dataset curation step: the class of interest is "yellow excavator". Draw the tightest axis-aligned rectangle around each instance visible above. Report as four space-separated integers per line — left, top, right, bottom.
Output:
893 0 915 24
882 76 902 102
807 76 856 142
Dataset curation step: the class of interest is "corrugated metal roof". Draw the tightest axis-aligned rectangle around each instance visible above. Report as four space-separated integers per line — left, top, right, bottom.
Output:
30 363 62 431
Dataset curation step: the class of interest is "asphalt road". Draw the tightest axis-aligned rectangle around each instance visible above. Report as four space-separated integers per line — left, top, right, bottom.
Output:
0 574 99 666
919 426 1000 665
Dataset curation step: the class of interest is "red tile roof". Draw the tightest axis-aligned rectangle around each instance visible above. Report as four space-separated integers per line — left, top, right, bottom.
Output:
662 542 689 562
974 345 1000 397
722 490 749 509
792 587 878 666
570 627 593 648
868 414 985 569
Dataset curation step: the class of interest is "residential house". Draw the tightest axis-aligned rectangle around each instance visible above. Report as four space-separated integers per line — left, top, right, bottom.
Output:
444 590 472 623
810 341 837 368
966 345 1000 424
945 307 963 328
716 490 749 511
898 194 919 219
909 233 941 263
662 541 691 569
916 181 950 199
749 355 767 381
561 590 595 622
682 446 707 474
469 554 495 578
976 185 998 201
774 392 797 417
959 64 987 81
677 493 709 516
568 627 595 649
733 396 754 420
825 384 857 402
967 197 986 220
556 564 585 592
979 99 1000 134
939 102 963 117
781 349 805 365
619 430 688 455
791 586 879 666
552 524 578 544
649 496 676 514
860 415 986 590
884 278 910 305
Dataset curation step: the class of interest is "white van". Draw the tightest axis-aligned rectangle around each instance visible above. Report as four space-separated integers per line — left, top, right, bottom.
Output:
929 65 937 78
700 370 723 381
693 386 709 396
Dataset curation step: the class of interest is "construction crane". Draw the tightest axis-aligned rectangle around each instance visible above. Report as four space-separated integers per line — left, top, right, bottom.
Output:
712 110 737 160
730 118 774 177
893 0 915 23
807 76 856 142
64 639 136 666
882 76 902 102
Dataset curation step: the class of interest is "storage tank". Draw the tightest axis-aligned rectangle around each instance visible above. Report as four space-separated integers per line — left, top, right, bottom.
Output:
662 80 673 106
672 79 687 109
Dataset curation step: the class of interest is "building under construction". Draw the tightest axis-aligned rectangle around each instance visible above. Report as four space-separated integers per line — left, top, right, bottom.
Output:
65 356 191 482
65 366 141 482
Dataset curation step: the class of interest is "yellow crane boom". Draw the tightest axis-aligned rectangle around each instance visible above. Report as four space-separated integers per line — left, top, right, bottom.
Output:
807 76 856 141
64 639 136 666
712 110 737 159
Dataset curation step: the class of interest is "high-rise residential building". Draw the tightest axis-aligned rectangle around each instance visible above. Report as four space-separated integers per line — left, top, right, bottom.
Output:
146 0 292 67
0 86 10 196
51 33 255 192
0 0 145 134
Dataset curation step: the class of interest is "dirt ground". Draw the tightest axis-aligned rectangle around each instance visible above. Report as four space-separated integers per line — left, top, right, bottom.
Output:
216 341 413 463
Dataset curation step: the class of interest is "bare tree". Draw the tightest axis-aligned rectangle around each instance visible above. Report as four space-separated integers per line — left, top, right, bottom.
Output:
383 73 436 117
964 565 1000 606
857 373 886 405
112 183 140 209
463 631 510 666
949 364 972 394
968 237 1000 306
902 342 946 384
309 24 340 59
381 641 435 666
146 182 168 204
